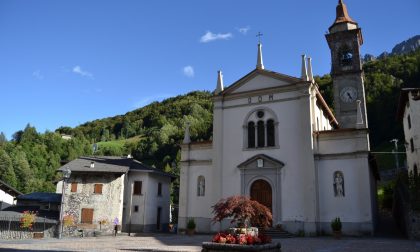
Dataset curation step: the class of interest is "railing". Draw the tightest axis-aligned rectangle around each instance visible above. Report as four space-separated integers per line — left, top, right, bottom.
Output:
0 216 58 240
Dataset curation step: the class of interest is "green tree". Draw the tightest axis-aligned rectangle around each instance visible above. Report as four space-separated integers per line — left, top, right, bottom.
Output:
0 149 17 187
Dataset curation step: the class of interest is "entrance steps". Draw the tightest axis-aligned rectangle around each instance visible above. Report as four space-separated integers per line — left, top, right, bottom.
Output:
261 228 294 238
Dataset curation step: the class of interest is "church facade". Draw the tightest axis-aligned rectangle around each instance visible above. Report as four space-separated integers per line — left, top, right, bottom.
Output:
178 0 378 235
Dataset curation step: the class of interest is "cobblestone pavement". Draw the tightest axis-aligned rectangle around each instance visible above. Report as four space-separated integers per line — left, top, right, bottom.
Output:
0 234 419 252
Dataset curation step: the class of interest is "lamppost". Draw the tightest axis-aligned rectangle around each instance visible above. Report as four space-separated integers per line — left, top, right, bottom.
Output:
390 139 399 172
58 167 71 239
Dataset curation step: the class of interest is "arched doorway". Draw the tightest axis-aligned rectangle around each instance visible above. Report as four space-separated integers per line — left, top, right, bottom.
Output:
250 179 272 213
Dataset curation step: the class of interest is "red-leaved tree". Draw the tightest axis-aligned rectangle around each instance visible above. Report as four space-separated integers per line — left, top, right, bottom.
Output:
212 195 272 228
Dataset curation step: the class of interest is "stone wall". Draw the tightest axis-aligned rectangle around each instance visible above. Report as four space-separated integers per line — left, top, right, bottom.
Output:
63 172 124 233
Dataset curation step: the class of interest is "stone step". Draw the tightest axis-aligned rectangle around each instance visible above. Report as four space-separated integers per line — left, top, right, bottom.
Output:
261 229 294 238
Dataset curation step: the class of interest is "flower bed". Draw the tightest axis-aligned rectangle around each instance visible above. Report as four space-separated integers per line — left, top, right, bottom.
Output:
211 232 272 245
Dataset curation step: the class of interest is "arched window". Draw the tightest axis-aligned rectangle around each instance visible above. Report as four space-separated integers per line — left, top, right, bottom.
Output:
197 176 205 196
257 121 265 147
267 119 275 147
243 107 279 149
248 122 255 148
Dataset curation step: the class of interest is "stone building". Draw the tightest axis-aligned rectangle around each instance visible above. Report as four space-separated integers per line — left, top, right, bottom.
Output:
179 0 379 235
397 88 420 175
57 156 174 233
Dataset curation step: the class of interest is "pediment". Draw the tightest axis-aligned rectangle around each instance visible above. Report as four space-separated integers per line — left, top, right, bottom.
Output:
222 69 302 95
237 154 285 169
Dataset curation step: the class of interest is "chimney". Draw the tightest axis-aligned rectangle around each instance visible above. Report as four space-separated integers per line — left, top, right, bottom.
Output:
90 161 95 168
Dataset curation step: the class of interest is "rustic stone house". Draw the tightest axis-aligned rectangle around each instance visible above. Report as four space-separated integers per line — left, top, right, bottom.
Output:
57 156 174 234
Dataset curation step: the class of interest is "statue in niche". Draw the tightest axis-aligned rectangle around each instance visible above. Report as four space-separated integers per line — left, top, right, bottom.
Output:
333 171 345 197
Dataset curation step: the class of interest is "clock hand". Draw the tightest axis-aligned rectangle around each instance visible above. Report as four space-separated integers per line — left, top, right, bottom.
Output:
347 92 353 100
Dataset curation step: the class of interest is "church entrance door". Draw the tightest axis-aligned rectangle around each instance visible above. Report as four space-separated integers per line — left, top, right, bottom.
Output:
250 179 272 213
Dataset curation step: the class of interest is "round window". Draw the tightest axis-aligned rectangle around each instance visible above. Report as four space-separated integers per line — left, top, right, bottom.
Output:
257 111 265 118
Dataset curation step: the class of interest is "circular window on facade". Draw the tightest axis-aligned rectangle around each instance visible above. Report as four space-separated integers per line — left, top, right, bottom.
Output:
257 111 265 118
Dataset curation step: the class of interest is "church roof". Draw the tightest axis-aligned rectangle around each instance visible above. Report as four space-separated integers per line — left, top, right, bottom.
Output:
329 0 357 30
220 68 302 96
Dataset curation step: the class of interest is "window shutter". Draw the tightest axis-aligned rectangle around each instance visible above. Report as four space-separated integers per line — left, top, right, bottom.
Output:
94 184 103 194
71 182 77 192
81 208 94 224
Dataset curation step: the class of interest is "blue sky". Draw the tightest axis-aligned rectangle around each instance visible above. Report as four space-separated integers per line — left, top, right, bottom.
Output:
0 0 419 139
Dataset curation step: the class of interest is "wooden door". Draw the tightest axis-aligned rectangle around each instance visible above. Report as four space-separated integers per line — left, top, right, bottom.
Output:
81 208 94 224
250 179 272 213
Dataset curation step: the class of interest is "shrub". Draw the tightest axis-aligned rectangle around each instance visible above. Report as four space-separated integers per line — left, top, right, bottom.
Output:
331 217 342 231
186 218 196 230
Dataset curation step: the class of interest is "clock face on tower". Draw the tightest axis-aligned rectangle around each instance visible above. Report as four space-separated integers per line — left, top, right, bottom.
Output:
340 86 357 103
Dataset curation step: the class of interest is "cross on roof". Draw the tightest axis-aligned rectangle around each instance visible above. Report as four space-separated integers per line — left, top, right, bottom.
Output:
256 32 263 43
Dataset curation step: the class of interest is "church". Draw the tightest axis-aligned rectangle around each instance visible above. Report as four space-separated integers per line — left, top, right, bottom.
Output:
178 0 378 235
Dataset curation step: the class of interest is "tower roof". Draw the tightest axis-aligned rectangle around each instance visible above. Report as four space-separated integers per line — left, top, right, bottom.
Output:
330 0 357 29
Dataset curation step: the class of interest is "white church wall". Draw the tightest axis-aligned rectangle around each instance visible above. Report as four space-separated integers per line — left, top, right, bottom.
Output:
178 143 214 232
316 156 374 235
217 87 318 232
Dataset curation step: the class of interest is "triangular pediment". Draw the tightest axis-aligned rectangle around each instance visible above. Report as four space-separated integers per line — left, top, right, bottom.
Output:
237 154 285 169
222 69 302 95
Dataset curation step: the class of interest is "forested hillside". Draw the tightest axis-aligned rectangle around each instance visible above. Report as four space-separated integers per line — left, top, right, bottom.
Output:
0 50 419 194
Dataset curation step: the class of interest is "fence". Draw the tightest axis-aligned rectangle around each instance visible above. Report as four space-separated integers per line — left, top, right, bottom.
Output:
0 216 58 240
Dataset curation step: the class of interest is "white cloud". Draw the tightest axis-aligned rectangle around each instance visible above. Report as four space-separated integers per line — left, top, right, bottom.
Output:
72 65 94 79
32 70 44 80
183 65 194 78
238 26 250 35
133 94 173 108
200 31 233 43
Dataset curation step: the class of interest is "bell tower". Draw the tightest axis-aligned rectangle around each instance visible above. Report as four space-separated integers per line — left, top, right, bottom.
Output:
326 0 367 128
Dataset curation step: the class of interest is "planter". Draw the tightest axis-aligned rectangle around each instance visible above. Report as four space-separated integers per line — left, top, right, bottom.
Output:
202 242 281 252
332 230 342 239
187 229 195 236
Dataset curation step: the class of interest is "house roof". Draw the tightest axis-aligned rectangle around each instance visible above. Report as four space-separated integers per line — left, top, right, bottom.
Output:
0 206 59 221
0 179 22 197
17 192 61 203
58 156 176 180
58 156 131 173
397 88 420 120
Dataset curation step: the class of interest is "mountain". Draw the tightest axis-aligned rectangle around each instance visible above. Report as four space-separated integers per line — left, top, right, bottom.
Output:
369 35 420 61
391 35 420 55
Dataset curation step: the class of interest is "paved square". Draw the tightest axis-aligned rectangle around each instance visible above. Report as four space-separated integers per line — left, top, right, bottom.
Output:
0 234 418 252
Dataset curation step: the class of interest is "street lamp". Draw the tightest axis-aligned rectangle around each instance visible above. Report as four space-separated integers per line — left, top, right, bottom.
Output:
58 167 71 239
390 139 399 172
